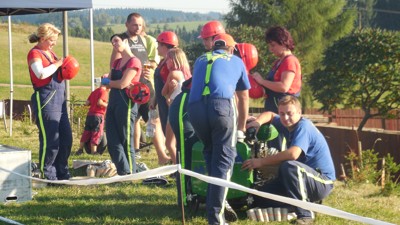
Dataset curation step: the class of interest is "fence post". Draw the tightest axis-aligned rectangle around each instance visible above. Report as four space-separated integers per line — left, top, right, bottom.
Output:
357 141 363 169
381 157 385 191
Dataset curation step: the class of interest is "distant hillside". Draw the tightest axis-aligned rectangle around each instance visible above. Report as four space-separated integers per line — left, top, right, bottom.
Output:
2 8 224 28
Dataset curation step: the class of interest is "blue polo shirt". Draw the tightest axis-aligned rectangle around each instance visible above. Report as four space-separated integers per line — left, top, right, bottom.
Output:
188 50 250 103
272 116 336 180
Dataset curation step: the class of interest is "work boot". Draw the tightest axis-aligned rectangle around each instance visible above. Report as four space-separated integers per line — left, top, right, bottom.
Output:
224 201 238 222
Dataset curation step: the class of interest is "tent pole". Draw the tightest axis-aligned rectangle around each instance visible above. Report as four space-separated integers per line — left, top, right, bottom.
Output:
90 8 95 91
62 11 70 117
8 16 13 137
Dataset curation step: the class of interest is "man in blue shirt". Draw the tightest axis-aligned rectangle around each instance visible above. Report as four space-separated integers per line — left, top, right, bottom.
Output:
242 95 335 225
188 33 250 225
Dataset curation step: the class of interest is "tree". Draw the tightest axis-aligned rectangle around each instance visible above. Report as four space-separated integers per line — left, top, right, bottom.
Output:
309 29 400 131
226 0 356 74
224 0 357 109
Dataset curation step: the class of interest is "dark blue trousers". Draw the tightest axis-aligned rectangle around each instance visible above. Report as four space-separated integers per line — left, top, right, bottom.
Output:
169 91 198 207
188 98 237 225
32 75 72 181
106 89 137 175
254 160 334 218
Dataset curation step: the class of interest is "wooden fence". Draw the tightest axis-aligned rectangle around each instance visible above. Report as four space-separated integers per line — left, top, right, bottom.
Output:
304 108 400 131
316 125 400 179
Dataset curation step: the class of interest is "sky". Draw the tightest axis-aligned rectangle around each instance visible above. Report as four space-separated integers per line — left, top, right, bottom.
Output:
110 0 231 14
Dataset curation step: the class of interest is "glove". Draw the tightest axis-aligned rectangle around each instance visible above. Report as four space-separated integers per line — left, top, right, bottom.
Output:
237 130 246 143
101 77 110 85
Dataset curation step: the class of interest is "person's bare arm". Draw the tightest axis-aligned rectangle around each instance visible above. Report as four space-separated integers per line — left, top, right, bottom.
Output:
242 146 302 170
97 98 108 108
236 90 249 132
162 70 182 98
245 111 276 131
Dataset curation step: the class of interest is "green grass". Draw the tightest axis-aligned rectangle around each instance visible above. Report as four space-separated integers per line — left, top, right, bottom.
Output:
0 120 399 225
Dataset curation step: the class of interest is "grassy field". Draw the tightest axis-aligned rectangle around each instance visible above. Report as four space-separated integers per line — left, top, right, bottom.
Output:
0 120 399 225
0 23 111 86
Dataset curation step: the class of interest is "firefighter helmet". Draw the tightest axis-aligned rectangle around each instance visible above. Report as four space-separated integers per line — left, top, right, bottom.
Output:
125 82 151 104
157 31 179 46
60 55 80 80
198 20 225 39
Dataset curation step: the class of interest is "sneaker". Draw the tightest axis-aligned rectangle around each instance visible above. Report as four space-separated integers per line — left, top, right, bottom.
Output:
224 201 238 222
136 162 149 173
74 149 84 156
294 217 313 225
135 152 142 159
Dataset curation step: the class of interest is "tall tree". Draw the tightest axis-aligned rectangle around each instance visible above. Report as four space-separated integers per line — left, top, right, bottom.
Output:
309 29 400 131
226 0 356 75
225 0 357 108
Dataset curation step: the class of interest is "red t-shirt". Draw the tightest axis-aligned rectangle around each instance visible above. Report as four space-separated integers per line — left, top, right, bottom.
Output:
27 47 58 88
112 57 142 84
87 87 109 115
273 55 302 94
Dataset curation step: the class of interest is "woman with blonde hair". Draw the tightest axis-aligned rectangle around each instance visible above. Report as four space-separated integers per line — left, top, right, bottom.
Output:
161 47 191 164
27 23 72 180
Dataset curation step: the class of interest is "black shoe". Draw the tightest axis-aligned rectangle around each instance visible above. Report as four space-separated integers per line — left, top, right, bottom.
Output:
74 149 84 156
224 201 238 222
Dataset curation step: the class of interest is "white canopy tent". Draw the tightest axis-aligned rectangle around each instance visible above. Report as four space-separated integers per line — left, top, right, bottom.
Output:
0 0 141 136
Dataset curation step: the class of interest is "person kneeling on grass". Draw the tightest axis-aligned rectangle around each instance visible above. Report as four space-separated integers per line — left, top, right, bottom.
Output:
242 95 336 225
75 75 110 155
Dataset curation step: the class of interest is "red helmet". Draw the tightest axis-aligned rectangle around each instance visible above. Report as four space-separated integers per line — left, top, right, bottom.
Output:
248 75 265 99
125 82 151 104
198 20 225 39
157 31 179 46
236 43 258 72
60 55 80 80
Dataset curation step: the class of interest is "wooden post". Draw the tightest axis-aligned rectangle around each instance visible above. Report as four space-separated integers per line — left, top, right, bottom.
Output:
381 158 386 191
357 141 363 169
340 163 347 181
77 118 81 138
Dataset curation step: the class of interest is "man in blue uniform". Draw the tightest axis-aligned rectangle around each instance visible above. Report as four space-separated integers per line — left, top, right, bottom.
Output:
188 33 250 225
242 95 336 225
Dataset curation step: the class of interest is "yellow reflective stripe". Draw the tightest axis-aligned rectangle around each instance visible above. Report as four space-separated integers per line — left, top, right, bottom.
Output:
41 90 56 109
36 92 47 177
202 52 227 96
297 166 307 201
179 93 187 205
299 167 334 184
297 165 334 201
282 137 287 151
127 100 133 173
